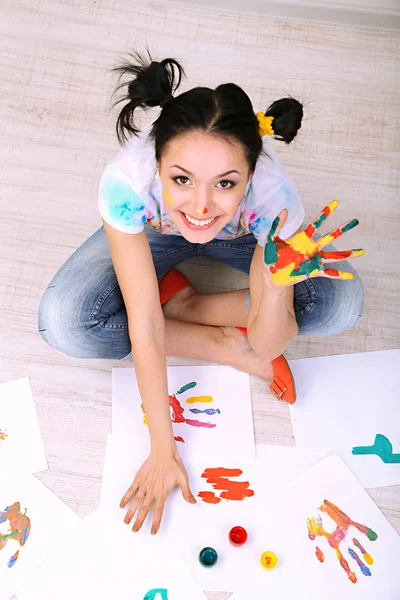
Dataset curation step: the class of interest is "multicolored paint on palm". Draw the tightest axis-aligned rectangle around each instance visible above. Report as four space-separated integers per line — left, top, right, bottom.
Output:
307 499 377 584
0 502 31 568
143 589 168 600
352 433 400 464
141 380 220 443
264 200 364 285
198 467 255 504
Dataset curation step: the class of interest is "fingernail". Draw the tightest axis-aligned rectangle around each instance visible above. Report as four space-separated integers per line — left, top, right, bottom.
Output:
191 496 197 503
132 526 138 532
151 528 157 535
124 519 129 525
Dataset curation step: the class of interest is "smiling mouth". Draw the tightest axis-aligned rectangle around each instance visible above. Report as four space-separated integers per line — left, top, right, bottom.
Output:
181 211 220 229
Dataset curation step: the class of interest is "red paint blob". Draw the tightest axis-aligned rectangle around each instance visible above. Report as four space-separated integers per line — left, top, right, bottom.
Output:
229 526 248 546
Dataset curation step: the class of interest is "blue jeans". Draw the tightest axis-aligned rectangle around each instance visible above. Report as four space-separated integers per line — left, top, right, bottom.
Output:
38 226 364 359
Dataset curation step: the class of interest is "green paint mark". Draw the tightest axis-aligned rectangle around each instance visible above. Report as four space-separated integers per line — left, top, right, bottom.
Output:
341 218 359 233
144 590 168 600
366 528 378 542
290 255 322 278
264 216 280 265
176 381 197 395
352 433 400 464
314 213 328 229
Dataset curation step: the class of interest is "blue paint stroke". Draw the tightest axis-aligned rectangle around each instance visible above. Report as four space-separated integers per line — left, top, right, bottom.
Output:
189 408 221 415
348 548 371 577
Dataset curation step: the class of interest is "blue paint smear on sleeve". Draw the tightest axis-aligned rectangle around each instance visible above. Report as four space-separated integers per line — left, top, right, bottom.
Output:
101 176 147 229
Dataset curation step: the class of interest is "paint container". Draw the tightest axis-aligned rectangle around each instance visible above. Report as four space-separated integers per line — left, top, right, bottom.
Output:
260 551 278 570
198 547 218 568
228 526 248 547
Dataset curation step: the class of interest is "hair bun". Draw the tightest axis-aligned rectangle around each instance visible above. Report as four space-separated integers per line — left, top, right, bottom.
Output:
264 96 303 143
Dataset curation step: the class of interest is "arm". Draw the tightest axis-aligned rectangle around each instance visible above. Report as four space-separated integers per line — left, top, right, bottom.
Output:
102 221 195 533
103 220 174 453
247 243 298 362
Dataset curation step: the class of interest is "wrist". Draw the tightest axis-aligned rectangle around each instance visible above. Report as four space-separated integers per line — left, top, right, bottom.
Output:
262 271 287 296
150 433 177 456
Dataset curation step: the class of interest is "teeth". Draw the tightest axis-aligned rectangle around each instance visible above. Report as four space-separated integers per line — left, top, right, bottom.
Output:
184 213 215 227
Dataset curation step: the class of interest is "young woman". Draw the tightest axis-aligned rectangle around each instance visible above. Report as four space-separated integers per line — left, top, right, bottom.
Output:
38 50 364 535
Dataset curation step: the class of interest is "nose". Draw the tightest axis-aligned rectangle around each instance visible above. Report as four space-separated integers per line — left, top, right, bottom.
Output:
193 187 211 216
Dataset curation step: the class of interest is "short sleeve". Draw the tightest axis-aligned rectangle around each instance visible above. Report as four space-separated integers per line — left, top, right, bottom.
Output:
98 166 148 234
246 173 305 247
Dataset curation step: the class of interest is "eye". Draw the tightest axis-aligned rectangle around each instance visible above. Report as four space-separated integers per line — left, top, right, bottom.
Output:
173 176 191 186
217 180 236 189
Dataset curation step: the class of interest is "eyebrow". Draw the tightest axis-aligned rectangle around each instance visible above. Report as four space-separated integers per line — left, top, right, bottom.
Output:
170 165 240 178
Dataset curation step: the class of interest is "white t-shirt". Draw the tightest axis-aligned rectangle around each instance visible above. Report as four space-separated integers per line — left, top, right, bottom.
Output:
98 123 304 246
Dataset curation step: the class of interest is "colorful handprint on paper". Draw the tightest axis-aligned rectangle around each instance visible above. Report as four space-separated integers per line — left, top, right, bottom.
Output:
141 381 220 443
198 467 255 504
264 200 364 285
307 499 377 584
0 502 31 568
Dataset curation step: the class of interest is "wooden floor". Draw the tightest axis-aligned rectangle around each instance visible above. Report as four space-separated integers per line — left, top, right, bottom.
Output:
1 1 399 598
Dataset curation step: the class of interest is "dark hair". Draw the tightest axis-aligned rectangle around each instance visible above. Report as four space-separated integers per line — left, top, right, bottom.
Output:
113 48 303 173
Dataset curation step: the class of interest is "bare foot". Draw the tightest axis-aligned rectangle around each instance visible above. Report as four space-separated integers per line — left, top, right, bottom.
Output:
163 291 274 381
218 326 274 381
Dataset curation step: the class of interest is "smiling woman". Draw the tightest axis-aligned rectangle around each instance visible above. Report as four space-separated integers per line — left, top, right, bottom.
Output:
38 47 365 538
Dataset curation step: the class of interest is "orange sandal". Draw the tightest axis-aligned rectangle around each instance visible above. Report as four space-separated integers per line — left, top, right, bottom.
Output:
237 326 296 405
159 269 192 306
159 270 296 405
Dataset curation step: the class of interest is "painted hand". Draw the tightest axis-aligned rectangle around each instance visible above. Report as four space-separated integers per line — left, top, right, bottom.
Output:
263 201 364 286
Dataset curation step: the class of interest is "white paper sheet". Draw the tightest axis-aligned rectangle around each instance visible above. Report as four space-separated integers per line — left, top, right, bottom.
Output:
17 510 208 600
0 378 48 482
112 366 255 461
289 349 400 488
100 435 301 592
0 475 80 600
231 454 400 599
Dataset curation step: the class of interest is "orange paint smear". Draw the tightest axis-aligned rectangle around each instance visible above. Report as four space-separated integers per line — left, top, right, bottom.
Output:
198 492 221 504
316 547 325 562
199 467 255 503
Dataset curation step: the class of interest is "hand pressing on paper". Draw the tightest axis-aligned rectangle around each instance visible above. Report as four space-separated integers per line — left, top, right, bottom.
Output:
120 448 196 535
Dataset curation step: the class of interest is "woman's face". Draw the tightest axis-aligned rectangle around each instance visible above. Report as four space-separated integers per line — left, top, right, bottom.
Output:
158 131 251 243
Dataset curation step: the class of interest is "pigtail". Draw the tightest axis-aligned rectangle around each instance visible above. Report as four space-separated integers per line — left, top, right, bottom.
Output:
112 48 185 144
264 96 303 143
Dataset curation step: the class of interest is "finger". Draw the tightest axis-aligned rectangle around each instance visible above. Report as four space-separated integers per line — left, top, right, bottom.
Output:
123 491 145 525
274 209 288 238
316 268 355 280
132 496 153 533
304 200 339 238
151 498 166 535
320 249 365 263
120 480 140 509
317 218 360 249
179 477 197 504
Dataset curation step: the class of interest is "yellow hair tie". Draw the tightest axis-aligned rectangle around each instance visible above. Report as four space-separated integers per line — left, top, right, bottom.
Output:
256 112 275 137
